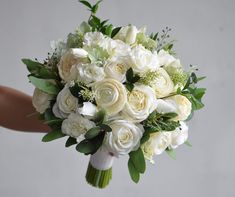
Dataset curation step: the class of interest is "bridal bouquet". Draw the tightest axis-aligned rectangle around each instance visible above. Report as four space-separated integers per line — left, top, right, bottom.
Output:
22 0 206 188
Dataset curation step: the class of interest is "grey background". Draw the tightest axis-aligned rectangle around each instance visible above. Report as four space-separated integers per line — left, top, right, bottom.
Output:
0 0 234 196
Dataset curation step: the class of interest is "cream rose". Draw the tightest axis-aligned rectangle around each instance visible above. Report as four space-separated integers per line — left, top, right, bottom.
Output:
92 78 127 116
58 48 88 82
104 120 144 156
76 63 105 84
104 57 130 82
56 85 78 114
129 45 159 74
62 113 95 138
158 49 176 66
142 132 171 163
150 68 174 98
114 25 138 45
164 95 192 121
32 88 53 114
169 121 188 149
122 84 158 122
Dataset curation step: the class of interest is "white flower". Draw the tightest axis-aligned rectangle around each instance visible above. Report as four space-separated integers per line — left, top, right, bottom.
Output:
164 95 192 121
56 85 78 114
32 88 53 114
122 85 157 122
77 102 98 117
104 57 130 82
169 121 188 149
158 49 176 66
155 99 177 114
52 102 68 118
84 32 105 46
114 25 138 45
104 120 144 156
150 68 174 98
92 78 127 116
58 48 88 82
76 63 105 84
142 132 171 163
129 45 159 74
62 113 95 138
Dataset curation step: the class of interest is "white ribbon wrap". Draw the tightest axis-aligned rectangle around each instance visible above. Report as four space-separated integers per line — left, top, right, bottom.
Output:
90 148 114 170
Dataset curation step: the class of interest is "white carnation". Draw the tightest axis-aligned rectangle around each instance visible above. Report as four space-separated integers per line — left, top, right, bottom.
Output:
62 113 95 138
129 45 159 74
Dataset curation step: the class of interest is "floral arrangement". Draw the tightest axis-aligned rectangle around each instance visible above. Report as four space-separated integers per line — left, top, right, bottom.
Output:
22 0 206 189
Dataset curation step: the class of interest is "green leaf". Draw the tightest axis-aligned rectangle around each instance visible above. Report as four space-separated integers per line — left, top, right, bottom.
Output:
94 109 106 124
99 124 112 132
126 68 134 82
76 132 105 155
22 59 43 73
163 112 178 119
79 21 91 33
91 0 102 14
184 140 192 147
85 126 101 139
65 137 77 147
128 159 140 183
79 0 92 8
129 148 146 173
140 134 150 144
166 148 176 160
42 130 66 142
125 82 134 92
197 76 206 82
28 76 60 95
105 24 113 37
111 27 121 38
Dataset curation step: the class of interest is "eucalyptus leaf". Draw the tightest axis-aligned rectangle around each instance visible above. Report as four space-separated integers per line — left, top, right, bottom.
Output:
42 130 65 142
129 148 146 174
85 127 101 139
128 159 140 183
28 76 60 95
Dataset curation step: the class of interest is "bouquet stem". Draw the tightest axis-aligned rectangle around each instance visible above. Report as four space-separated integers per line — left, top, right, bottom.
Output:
85 148 114 188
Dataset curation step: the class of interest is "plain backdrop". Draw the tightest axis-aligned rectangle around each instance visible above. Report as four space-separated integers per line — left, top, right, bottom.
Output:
0 0 235 196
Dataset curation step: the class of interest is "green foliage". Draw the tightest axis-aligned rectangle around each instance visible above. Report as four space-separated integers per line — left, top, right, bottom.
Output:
125 68 140 92
184 140 192 147
85 126 101 139
28 76 60 95
94 109 107 125
22 59 58 79
136 32 157 51
42 130 66 142
128 148 146 183
141 111 180 145
76 132 105 155
65 137 77 147
111 27 121 38
181 71 206 111
165 148 176 160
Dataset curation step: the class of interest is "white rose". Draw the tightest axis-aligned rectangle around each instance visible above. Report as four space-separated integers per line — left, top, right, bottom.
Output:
142 132 171 163
58 48 88 82
104 57 130 82
150 68 174 98
56 85 78 114
104 120 144 156
92 78 127 116
77 102 98 118
122 85 158 122
164 95 192 121
169 121 188 149
32 88 53 114
52 102 68 118
129 45 159 73
158 49 176 66
62 113 95 138
114 25 138 45
76 63 105 84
